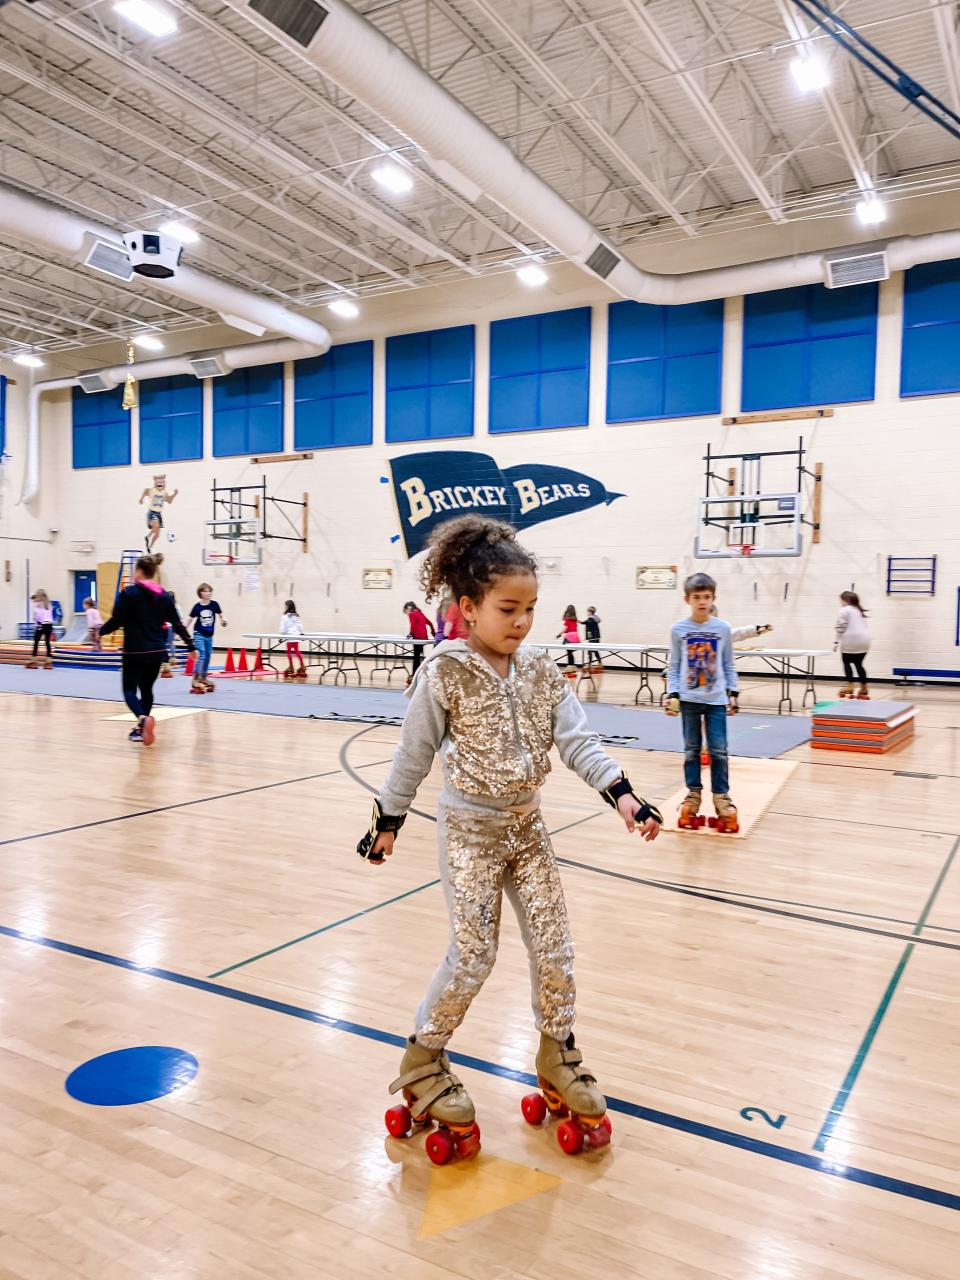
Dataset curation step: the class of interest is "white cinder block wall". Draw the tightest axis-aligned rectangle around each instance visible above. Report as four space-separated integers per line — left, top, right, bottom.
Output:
1 268 958 679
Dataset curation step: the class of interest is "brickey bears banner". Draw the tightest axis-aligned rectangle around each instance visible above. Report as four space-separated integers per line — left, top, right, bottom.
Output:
388 450 624 558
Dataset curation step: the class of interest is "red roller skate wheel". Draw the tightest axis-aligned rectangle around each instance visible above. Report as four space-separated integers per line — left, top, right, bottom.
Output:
521 1092 548 1126
584 1122 612 1150
425 1128 456 1166
556 1119 585 1155
455 1123 481 1160
385 1104 412 1139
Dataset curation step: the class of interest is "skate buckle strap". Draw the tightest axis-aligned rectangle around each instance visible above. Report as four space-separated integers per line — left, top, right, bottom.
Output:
389 1056 464 1120
559 1045 598 1083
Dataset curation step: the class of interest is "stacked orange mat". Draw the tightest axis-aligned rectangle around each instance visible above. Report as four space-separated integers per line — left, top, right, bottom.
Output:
811 700 915 753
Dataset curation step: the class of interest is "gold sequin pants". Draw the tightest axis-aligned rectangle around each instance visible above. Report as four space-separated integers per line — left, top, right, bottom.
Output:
414 805 576 1049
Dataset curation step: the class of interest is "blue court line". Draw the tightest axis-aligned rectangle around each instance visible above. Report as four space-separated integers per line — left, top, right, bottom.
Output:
207 878 441 978
813 835 960 1154
1 920 958 1214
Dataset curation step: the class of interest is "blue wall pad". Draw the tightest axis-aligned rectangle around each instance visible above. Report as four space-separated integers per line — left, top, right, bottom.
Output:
0 667 809 757
66 1045 198 1106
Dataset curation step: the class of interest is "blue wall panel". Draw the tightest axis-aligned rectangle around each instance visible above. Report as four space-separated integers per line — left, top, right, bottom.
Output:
386 326 474 442
294 341 373 450
606 299 722 422
72 387 131 470
139 375 203 463
901 258 960 396
742 282 878 410
213 363 283 457
490 307 590 433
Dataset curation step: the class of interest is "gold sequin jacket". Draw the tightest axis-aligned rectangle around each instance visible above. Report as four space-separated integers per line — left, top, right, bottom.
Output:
379 642 622 814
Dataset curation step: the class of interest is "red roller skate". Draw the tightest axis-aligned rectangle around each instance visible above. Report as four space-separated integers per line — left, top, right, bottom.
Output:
709 793 739 834
677 788 705 830
385 1036 480 1166
520 1033 611 1155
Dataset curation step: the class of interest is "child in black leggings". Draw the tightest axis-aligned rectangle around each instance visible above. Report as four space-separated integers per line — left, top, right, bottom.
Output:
834 590 871 699
100 553 195 744
26 590 54 669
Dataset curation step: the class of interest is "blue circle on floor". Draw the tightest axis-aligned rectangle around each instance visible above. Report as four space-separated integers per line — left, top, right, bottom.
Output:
65 1046 198 1106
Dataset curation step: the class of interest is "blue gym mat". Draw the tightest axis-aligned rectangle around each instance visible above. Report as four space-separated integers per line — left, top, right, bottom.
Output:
1 666 810 757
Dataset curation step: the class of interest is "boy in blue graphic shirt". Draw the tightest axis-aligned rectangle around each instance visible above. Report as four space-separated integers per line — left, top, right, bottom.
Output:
189 582 227 692
665 573 740 832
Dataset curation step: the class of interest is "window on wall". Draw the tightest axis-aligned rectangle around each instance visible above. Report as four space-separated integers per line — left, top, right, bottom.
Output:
139 375 203 463
213 363 283 457
72 386 131 469
385 326 474 443
294 341 374 449
741 282 878 411
901 258 960 397
489 307 590 433
607 299 723 422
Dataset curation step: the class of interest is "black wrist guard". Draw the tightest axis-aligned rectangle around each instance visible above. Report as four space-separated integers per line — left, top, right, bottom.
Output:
728 690 739 699
600 774 664 826
357 799 406 863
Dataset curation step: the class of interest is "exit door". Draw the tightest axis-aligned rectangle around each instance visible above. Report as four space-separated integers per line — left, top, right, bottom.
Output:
73 570 97 614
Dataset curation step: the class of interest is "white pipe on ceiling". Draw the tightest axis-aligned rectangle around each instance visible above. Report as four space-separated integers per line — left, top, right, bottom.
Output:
0 181 332 346
237 0 960 303
19 338 323 505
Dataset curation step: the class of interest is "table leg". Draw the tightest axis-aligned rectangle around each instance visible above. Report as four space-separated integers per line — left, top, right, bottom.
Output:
777 658 792 715
802 656 817 708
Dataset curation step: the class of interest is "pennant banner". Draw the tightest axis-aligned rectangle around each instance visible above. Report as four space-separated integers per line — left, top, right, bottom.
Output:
388 450 624 558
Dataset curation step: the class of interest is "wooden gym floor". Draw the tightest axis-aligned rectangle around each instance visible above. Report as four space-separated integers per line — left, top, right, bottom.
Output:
0 673 958 1278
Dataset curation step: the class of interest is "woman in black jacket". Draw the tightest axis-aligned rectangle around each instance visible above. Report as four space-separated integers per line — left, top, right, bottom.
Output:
100 553 195 745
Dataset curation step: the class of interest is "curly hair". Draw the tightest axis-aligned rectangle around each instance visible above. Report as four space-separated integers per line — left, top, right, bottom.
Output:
419 515 537 604
136 552 164 578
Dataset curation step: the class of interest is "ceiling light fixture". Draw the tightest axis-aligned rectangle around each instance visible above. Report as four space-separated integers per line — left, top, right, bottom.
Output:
790 54 831 93
855 195 887 226
131 333 165 351
328 299 360 319
158 219 200 244
13 352 45 368
371 163 414 195
114 0 178 39
516 263 548 287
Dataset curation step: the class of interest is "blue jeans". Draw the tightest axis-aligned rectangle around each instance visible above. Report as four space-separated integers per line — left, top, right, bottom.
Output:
680 702 729 794
193 633 213 677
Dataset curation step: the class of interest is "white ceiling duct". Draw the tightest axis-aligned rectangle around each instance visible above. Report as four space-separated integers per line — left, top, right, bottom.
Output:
238 0 960 303
0 180 331 345
19 337 323 505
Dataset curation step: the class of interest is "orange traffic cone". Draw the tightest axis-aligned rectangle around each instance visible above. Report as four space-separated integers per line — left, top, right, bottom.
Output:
252 645 264 673
185 651 195 677
224 648 236 674
237 648 249 674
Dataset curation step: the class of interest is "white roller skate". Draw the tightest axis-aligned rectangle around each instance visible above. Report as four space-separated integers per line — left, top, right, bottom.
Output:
385 1036 480 1166
521 1033 611 1154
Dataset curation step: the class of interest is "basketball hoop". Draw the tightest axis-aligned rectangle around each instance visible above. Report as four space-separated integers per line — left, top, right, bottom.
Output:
729 544 755 557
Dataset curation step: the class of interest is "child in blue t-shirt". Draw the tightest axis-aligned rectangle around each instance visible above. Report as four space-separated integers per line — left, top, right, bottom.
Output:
189 582 227 690
665 573 739 832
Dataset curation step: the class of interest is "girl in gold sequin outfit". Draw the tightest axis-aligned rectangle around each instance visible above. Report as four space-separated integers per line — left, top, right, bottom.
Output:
361 517 662 1161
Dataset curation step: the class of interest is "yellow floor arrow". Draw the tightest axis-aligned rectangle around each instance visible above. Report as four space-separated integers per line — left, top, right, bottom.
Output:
418 1155 562 1240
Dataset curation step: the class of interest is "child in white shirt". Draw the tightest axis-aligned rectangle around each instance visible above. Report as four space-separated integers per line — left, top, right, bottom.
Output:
280 599 306 680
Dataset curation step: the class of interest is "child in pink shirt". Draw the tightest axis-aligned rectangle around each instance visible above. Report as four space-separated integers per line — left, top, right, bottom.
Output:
84 597 103 650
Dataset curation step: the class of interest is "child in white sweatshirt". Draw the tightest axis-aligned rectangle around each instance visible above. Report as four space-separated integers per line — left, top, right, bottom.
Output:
280 599 307 680
834 591 870 698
